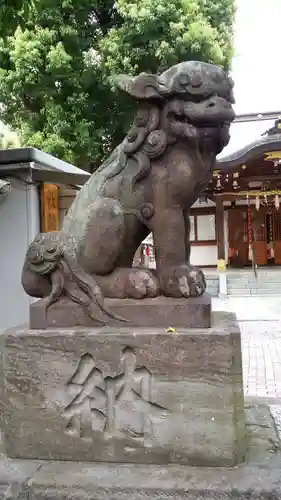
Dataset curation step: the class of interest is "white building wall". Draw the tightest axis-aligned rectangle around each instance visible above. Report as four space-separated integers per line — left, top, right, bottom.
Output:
0 178 40 332
142 199 220 267
190 201 218 266
190 245 218 267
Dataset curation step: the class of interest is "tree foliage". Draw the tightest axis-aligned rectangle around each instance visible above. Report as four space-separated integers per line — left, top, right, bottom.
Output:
0 0 235 170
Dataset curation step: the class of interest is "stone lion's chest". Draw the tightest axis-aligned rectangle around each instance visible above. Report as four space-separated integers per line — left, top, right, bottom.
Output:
166 150 213 201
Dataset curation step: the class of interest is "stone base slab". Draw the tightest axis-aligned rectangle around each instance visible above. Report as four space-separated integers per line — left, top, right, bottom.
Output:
2 461 281 500
2 459 281 500
0 404 280 499
0 457 41 499
2 311 245 467
26 460 281 500
29 293 211 329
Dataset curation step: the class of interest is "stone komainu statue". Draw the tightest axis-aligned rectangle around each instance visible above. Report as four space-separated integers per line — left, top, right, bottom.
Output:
22 61 235 323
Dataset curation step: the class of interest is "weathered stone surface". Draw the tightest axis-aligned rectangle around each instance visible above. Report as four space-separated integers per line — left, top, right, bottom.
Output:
246 403 281 461
0 458 41 499
29 294 211 329
27 456 281 500
0 404 280 499
2 311 245 466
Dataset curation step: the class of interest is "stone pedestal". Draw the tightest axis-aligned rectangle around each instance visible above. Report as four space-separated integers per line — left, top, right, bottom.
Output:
29 293 211 329
1 312 245 467
1 403 280 499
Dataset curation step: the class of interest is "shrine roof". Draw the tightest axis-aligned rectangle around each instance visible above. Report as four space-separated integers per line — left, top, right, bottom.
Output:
217 112 281 170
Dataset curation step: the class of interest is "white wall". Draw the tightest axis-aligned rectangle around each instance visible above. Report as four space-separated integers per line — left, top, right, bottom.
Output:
190 245 218 267
143 203 219 267
0 178 40 332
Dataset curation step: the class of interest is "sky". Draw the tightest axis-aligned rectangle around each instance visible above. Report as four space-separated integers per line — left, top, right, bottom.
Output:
232 0 281 114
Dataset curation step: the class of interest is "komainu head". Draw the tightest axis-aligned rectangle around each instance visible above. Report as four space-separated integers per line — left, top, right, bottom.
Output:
115 61 235 157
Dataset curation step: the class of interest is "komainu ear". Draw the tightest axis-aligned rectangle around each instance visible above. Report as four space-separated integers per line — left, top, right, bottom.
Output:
114 73 166 100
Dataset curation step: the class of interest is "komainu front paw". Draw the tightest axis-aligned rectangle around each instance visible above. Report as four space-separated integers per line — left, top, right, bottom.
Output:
158 265 206 298
97 267 160 299
125 268 160 299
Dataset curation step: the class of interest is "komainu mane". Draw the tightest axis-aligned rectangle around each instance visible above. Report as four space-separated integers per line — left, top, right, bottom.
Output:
22 61 235 324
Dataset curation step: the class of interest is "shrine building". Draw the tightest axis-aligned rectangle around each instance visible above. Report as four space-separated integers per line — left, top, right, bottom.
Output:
141 111 281 270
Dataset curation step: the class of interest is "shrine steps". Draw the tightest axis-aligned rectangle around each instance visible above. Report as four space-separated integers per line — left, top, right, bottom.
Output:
227 269 281 296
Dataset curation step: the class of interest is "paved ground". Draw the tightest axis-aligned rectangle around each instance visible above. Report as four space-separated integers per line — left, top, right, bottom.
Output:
212 297 281 400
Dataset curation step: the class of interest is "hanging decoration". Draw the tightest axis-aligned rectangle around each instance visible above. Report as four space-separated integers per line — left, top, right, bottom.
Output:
273 160 280 174
268 210 275 259
247 197 253 262
216 189 281 198
215 174 222 190
275 194 280 210
232 172 239 190
255 196 260 211
246 197 257 277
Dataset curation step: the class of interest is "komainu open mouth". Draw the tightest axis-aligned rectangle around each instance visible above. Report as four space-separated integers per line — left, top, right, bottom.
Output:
169 111 231 130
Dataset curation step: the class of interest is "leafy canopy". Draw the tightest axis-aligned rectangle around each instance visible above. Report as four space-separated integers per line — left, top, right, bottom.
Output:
0 0 235 170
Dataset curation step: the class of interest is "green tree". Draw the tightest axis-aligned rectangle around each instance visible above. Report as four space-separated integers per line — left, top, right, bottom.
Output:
0 0 34 37
0 0 235 170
